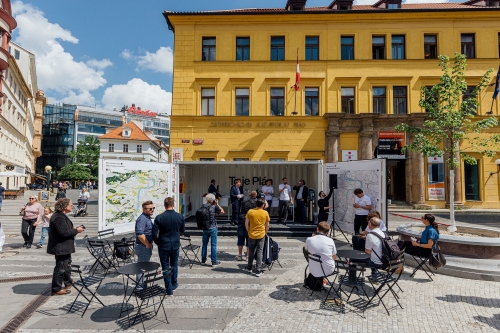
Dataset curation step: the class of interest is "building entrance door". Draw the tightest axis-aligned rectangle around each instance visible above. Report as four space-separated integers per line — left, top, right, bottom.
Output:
388 160 406 202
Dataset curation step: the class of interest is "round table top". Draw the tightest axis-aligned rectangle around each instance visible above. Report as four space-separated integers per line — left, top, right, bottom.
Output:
336 249 371 260
117 262 160 275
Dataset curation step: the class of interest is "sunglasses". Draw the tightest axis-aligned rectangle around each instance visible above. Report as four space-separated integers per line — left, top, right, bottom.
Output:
146 207 155 211
29 198 36 200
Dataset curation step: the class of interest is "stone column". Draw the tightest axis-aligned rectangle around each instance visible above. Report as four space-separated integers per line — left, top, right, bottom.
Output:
359 132 374 160
325 131 340 162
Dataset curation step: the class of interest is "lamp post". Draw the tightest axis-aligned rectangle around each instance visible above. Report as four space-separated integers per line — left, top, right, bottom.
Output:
44 165 53 192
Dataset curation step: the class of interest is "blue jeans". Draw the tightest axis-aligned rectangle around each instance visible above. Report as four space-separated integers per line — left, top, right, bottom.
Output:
297 200 306 223
135 243 153 286
38 227 49 245
158 247 179 294
202 227 218 263
237 224 248 247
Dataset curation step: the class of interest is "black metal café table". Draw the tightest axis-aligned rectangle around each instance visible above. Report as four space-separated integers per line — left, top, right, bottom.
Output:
118 262 160 317
336 249 371 261
335 249 372 301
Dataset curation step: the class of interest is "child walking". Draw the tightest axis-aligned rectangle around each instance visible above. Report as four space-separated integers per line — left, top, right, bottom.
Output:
35 207 53 249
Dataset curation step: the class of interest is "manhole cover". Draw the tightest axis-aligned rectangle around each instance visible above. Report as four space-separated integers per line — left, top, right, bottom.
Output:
0 251 19 258
6 234 19 238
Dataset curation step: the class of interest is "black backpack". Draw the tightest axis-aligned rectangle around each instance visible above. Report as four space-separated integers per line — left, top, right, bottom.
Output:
262 236 279 266
195 204 211 230
114 238 132 260
371 232 401 268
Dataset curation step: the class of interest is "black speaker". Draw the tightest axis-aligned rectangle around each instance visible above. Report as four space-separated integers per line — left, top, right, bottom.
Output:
329 174 338 189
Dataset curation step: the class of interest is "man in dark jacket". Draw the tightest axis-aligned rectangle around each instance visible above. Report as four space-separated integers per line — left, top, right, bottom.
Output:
230 179 243 226
293 179 309 224
47 198 85 295
152 197 185 296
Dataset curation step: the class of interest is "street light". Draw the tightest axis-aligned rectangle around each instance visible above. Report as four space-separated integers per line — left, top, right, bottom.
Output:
44 165 53 190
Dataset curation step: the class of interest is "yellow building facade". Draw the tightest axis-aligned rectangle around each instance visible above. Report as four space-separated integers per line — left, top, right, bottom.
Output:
164 0 500 208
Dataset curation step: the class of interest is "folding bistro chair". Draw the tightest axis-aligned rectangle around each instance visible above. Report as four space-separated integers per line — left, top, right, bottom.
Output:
113 239 136 268
128 269 171 332
302 248 340 299
364 257 405 315
97 228 115 240
409 251 435 281
179 235 201 269
86 239 117 276
67 264 106 317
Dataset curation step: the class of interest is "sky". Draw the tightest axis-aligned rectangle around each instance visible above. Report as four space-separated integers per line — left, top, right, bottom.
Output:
11 0 458 114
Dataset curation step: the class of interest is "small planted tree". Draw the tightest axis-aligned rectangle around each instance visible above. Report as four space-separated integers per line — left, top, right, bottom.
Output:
395 53 499 232
58 136 100 181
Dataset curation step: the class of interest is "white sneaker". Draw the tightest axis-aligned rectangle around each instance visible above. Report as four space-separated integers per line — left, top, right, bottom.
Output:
254 270 264 277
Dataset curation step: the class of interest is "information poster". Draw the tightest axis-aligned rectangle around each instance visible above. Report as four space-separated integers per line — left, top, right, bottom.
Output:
377 131 406 159
427 156 445 200
98 159 172 234
324 159 387 233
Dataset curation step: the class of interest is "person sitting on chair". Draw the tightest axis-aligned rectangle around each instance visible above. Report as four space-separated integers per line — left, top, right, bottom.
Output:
352 211 386 251
398 214 439 258
305 222 337 278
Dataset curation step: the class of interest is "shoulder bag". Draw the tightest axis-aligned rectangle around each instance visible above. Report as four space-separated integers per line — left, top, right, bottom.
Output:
429 243 446 268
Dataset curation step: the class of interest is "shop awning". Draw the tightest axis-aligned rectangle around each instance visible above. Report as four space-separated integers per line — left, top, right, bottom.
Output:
30 173 47 180
0 171 27 177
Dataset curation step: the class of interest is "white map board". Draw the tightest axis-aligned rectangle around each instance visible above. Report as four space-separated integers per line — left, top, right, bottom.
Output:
324 159 386 234
98 159 172 234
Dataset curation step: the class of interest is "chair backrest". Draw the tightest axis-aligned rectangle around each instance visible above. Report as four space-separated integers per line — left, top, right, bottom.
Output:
144 270 171 287
180 236 191 242
98 228 115 240
302 247 310 263
70 264 82 274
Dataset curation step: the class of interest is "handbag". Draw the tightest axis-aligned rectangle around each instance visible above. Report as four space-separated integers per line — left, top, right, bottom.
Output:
19 204 27 216
429 244 446 268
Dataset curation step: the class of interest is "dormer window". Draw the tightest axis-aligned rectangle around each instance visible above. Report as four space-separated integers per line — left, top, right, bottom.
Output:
328 0 353 10
285 0 307 11
122 127 131 138
387 3 399 9
372 0 401 9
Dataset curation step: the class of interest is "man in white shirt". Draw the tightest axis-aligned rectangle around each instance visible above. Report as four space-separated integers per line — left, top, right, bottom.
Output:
352 188 372 234
261 180 274 214
352 211 386 251
305 222 337 277
277 177 293 225
364 217 386 274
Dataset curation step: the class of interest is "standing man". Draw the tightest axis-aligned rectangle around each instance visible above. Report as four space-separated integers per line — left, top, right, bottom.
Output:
277 177 293 225
201 193 225 266
153 197 185 296
230 179 243 226
237 191 268 261
243 200 270 277
135 200 155 289
208 179 217 194
261 180 274 215
293 179 309 224
353 188 372 234
48 198 85 295
0 182 5 211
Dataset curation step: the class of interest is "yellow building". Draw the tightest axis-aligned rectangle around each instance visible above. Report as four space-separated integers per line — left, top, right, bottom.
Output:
164 0 500 208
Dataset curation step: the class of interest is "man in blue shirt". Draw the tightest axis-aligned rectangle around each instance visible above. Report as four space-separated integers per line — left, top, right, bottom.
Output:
135 200 155 288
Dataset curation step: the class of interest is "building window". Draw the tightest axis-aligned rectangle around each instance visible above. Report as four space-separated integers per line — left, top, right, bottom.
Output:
464 161 480 201
372 36 386 60
234 158 249 161
271 36 285 61
392 35 405 60
200 158 215 161
270 88 285 116
305 36 319 61
341 36 354 60
235 88 250 116
236 37 250 61
108 143 114 152
14 49 20 60
137 145 142 153
201 88 215 116
424 35 438 59
373 87 386 114
461 34 475 59
305 87 319 116
463 86 477 115
387 3 399 9
202 37 216 61
341 87 355 114
393 86 407 114
123 144 128 153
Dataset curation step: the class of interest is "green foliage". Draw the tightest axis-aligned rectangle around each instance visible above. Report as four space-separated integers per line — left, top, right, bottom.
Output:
58 136 100 180
395 53 497 169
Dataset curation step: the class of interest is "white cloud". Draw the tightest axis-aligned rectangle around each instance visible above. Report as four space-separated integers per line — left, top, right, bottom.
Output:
86 59 113 70
102 79 172 114
12 1 108 98
137 46 173 74
121 49 132 60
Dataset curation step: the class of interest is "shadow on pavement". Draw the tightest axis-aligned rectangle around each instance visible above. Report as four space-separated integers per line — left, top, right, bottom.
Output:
12 283 49 295
474 313 500 330
436 294 500 308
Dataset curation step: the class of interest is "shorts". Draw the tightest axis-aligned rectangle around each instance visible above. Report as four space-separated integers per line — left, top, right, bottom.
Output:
237 224 248 247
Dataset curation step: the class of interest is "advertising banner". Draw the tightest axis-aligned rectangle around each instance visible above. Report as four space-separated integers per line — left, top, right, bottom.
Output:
427 156 445 200
377 131 406 159
98 159 172 234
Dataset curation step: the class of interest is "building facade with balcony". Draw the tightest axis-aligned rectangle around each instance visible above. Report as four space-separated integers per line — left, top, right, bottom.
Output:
164 0 500 208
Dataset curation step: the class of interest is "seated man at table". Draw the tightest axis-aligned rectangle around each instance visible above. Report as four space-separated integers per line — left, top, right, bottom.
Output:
364 217 386 274
305 222 337 278
352 211 386 251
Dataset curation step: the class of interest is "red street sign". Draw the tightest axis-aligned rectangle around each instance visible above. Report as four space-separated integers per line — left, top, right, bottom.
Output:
193 139 204 145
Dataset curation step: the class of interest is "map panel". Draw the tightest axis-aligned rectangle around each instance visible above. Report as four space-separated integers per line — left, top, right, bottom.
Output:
99 160 172 234
324 160 386 233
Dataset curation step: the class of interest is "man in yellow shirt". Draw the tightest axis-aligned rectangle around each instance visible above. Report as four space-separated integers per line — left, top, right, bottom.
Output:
243 200 270 277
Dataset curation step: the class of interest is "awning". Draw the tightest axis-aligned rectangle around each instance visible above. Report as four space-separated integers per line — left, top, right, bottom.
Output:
0 171 27 177
30 173 47 180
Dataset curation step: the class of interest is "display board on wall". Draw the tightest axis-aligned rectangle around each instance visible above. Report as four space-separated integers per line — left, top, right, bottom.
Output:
324 159 387 233
427 156 445 200
342 150 358 161
98 159 172 234
377 131 406 159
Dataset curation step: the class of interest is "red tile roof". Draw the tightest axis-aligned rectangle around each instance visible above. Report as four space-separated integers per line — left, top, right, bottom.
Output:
99 122 151 141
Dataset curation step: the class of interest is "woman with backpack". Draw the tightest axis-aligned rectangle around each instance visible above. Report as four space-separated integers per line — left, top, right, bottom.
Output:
398 214 440 257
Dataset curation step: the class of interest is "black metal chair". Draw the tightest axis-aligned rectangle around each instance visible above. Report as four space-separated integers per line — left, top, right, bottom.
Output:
302 247 340 299
86 239 117 276
128 269 171 332
97 228 115 240
67 264 106 317
179 235 201 269
335 260 370 303
409 251 435 281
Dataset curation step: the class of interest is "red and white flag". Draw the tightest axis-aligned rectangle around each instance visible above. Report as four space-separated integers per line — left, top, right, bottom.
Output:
294 56 300 91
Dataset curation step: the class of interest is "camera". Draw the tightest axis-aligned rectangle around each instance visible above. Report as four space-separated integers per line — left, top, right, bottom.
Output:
256 189 265 199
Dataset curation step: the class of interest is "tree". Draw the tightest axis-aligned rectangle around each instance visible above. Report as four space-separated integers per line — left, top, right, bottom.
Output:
58 136 100 181
395 53 499 232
